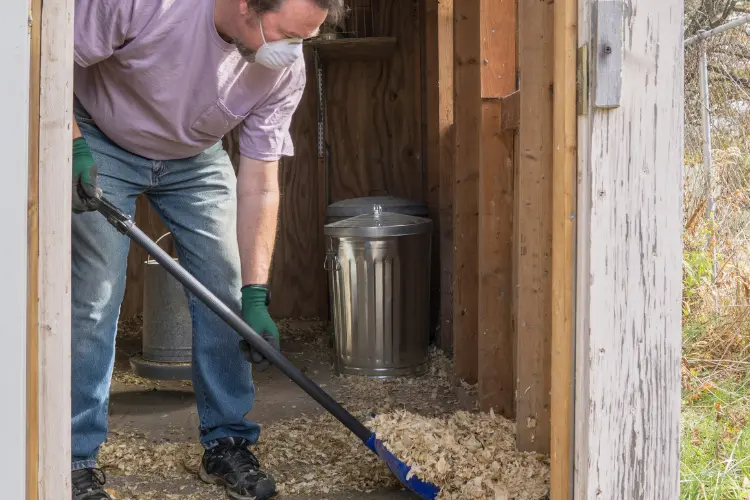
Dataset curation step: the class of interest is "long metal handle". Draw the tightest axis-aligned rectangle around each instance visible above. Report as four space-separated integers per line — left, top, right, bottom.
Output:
95 196 373 443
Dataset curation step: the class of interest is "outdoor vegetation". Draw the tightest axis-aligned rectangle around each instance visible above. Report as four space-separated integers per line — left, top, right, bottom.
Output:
681 1 750 498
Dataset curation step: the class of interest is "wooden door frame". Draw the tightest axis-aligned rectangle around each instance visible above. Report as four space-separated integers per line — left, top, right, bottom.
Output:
572 0 684 498
27 0 74 497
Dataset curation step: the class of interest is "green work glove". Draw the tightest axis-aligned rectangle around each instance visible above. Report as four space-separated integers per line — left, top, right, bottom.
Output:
72 136 101 213
239 285 280 372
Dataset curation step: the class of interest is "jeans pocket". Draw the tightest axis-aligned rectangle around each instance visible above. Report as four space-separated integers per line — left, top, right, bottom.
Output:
191 98 248 141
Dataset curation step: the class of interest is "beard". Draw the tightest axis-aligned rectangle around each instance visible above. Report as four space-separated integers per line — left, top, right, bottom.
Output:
232 38 256 63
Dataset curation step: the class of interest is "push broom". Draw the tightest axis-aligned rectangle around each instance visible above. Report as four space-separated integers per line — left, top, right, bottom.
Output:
94 195 440 499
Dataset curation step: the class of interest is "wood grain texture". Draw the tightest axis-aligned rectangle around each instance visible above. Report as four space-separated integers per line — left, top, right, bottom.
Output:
268 58 325 318
438 0 456 354
304 36 397 62
480 0 516 98
477 0 516 418
550 0 577 494
516 0 554 454
500 90 520 131
423 0 454 351
573 2 593 493
574 0 683 498
423 0 441 342
326 0 423 204
27 0 42 493
452 0 481 385
38 0 74 494
478 99 514 417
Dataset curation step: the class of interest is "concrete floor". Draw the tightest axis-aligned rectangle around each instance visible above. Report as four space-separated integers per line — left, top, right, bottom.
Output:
103 319 469 499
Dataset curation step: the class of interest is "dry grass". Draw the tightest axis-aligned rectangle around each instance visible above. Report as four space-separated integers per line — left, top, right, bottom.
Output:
681 307 750 498
681 36 750 493
683 308 750 384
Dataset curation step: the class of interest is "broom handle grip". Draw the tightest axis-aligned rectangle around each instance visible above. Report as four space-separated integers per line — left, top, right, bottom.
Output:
95 196 373 444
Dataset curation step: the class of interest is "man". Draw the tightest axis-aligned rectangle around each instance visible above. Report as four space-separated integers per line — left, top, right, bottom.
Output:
70 0 344 498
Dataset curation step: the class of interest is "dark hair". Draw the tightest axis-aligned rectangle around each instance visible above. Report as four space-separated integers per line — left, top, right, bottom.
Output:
247 0 347 25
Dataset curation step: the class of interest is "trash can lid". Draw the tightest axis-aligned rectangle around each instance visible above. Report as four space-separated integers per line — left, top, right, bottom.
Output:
326 196 428 218
324 204 432 238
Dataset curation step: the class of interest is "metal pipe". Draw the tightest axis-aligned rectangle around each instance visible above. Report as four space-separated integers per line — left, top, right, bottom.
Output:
95 196 373 444
698 42 718 311
685 14 750 46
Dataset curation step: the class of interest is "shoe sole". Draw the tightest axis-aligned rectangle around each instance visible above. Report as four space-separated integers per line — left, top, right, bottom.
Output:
198 464 277 500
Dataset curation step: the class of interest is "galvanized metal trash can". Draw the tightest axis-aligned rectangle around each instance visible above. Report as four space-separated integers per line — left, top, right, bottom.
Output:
324 204 433 378
130 233 193 381
324 196 428 346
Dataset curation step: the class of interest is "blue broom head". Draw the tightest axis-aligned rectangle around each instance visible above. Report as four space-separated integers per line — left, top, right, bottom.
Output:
365 432 440 500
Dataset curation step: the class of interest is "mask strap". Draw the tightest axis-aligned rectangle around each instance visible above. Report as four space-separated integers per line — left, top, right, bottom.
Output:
258 17 267 45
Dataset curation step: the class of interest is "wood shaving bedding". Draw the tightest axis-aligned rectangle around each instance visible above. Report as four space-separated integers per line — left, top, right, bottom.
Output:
104 321 548 499
368 410 549 500
99 413 400 498
101 408 549 500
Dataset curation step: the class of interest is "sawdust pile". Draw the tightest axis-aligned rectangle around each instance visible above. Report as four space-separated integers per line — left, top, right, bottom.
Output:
334 346 465 417
258 346 462 494
104 319 548 499
111 369 193 389
255 411 400 494
99 412 400 498
368 410 549 500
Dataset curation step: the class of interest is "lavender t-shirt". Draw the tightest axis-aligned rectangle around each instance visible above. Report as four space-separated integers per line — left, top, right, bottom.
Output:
73 0 306 161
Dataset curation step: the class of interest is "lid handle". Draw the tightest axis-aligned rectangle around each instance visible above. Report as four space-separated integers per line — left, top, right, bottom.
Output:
373 204 383 218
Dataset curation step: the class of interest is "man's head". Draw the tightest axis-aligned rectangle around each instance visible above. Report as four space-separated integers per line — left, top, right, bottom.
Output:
216 0 346 67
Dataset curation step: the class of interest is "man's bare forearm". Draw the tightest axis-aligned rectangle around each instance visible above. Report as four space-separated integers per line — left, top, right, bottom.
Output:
236 156 280 286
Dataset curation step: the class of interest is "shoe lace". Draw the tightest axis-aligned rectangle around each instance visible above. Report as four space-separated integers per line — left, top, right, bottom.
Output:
222 441 261 474
72 468 109 498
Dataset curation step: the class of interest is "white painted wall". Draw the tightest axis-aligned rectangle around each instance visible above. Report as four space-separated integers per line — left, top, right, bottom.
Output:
0 1 31 499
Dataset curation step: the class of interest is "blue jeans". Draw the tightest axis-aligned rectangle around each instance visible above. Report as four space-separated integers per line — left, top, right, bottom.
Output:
71 99 259 470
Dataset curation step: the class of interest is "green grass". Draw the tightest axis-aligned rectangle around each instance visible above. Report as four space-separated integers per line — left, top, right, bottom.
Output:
681 322 750 499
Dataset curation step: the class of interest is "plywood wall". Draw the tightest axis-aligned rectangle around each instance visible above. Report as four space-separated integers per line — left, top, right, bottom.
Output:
265 57 325 319
120 0 425 321
325 1 423 203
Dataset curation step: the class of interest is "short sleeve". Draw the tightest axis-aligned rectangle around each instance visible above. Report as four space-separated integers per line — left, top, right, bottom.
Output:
74 0 136 68
239 61 307 162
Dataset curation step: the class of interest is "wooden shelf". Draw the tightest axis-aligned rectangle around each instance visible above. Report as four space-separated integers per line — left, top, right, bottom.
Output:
304 36 397 62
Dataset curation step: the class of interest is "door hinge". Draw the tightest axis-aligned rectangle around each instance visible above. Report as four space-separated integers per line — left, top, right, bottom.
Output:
576 43 589 116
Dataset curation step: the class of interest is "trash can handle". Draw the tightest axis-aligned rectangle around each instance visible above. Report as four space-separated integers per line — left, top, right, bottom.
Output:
145 232 174 264
154 232 172 247
323 250 340 271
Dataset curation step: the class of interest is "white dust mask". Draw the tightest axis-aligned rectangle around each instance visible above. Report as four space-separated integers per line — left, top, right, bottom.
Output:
254 18 303 69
